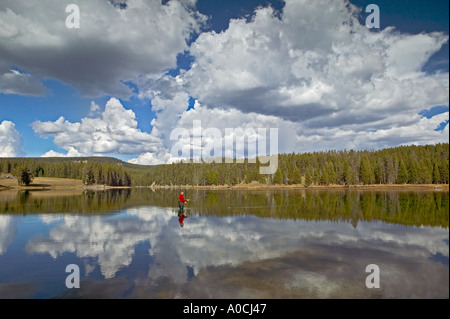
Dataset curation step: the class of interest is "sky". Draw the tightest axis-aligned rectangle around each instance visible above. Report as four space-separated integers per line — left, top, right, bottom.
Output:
0 0 448 164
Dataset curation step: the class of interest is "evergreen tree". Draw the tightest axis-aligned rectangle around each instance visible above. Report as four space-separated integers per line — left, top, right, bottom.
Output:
273 168 283 184
359 157 374 185
396 159 409 184
343 161 352 186
439 160 449 184
326 161 337 184
432 162 441 184
374 160 384 184
418 159 432 184
304 169 313 187
14 165 33 186
291 166 302 184
408 160 419 184
313 167 320 184
319 167 329 185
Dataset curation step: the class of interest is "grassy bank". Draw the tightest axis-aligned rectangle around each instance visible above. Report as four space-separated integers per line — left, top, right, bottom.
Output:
0 177 83 190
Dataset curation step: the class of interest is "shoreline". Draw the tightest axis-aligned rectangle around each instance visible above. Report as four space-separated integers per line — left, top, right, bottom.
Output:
144 183 449 191
1 177 448 192
0 184 133 191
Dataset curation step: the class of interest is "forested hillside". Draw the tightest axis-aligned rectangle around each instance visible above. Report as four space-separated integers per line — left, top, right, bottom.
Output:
132 143 449 186
0 157 132 187
1 143 448 187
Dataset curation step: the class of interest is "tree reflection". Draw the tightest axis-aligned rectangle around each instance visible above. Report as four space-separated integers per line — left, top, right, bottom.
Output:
0 188 448 227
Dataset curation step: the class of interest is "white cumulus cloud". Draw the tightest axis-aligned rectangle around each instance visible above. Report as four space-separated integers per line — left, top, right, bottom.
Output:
9 0 448 162
32 98 159 157
131 0 448 163
0 120 24 157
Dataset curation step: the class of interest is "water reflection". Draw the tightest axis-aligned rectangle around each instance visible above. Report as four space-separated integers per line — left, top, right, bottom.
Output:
0 215 16 255
26 211 161 279
178 210 189 227
0 189 448 298
1 189 448 227
0 189 132 214
18 206 448 298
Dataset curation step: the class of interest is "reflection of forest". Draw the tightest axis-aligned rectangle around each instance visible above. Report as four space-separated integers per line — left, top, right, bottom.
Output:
188 190 449 228
0 189 133 214
0 189 448 227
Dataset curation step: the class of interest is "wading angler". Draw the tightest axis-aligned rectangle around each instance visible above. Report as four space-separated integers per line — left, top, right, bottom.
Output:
170 120 278 174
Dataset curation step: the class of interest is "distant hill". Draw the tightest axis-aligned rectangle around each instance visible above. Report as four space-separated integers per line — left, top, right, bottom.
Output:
2 156 159 171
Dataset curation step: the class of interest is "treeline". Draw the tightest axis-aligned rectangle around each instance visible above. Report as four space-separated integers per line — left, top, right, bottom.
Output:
132 143 449 186
1 143 448 187
0 159 131 187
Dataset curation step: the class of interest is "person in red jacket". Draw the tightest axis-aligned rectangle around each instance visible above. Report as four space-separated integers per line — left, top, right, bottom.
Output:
178 191 189 210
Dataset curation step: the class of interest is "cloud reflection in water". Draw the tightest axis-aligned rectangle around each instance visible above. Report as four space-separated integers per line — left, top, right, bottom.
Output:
21 205 449 298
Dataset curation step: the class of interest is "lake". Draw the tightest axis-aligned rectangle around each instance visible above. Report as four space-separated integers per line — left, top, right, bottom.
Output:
0 188 448 299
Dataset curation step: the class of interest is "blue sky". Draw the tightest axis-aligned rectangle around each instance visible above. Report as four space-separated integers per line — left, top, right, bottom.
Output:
0 0 448 163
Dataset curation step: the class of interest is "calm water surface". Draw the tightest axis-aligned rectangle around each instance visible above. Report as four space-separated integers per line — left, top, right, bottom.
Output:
0 188 448 298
